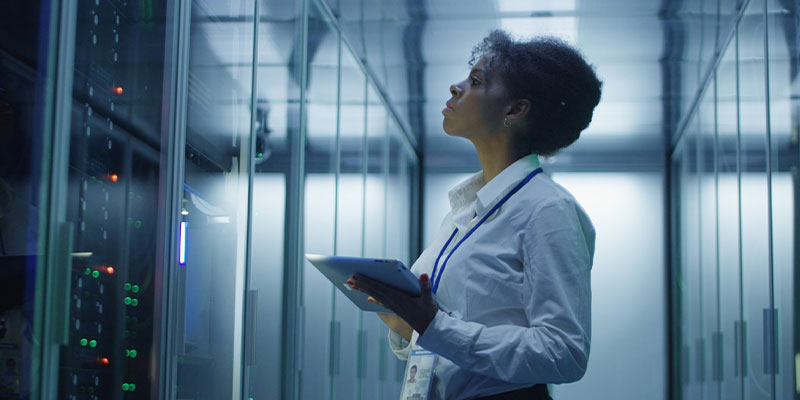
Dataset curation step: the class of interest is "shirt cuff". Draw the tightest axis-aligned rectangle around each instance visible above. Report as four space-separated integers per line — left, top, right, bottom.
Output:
388 329 415 360
416 310 465 356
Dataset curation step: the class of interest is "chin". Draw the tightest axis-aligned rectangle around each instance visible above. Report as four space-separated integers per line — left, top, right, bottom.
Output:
441 121 459 137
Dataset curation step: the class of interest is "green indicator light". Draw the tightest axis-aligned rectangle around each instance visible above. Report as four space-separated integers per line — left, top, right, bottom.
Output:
89 339 97 348
124 297 131 305
87 387 94 394
250 397 254 400
122 383 129 391
131 298 139 307
134 220 142 229
124 349 130 356
91 270 100 278
129 383 136 391
84 268 91 275
131 285 139 293
124 283 131 291
256 152 263 158
130 349 137 358
80 338 88 347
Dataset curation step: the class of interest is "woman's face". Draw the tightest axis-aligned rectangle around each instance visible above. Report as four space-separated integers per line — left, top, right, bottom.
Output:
442 55 509 138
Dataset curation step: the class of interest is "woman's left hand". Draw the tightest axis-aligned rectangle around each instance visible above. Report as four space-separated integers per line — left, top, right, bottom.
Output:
350 273 439 335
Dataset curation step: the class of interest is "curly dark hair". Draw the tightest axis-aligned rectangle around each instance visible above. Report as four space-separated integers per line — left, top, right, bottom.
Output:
470 30 602 156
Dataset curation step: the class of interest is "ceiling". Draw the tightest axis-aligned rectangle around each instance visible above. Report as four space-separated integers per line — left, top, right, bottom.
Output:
186 0 739 173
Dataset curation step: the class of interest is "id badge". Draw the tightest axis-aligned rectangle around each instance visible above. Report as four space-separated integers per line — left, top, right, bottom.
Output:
399 345 438 400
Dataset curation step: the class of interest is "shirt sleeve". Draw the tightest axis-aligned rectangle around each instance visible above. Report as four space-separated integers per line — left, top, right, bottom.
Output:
416 198 594 384
388 329 419 360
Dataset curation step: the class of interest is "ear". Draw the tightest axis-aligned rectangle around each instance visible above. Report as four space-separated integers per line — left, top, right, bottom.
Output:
504 99 531 124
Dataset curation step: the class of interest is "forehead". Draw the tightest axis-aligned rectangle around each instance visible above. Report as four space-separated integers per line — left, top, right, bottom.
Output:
471 54 491 71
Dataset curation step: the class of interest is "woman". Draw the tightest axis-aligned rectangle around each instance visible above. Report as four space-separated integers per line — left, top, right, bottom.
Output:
350 30 601 399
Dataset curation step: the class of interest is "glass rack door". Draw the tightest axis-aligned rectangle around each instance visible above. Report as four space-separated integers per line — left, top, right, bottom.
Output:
170 0 256 398
56 0 174 398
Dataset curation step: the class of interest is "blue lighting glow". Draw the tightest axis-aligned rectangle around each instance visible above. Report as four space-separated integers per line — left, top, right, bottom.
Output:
179 221 186 266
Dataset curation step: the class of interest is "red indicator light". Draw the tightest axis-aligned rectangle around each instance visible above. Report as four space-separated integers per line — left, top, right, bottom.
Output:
110 174 119 183
112 86 124 95
105 266 115 275
100 357 110 365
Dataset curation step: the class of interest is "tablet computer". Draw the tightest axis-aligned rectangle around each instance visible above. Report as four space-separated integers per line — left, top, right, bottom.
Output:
305 254 421 313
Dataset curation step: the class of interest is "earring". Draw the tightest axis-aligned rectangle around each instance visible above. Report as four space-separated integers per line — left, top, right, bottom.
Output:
503 117 512 128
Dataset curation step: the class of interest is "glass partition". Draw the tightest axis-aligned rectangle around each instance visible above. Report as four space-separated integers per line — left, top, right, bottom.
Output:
680 117 702 399
671 1 799 398
359 81 388 400
172 0 256 398
715 30 743 400
331 38 367 400
766 0 797 397
241 0 303 398
737 2 773 398
301 2 340 398
697 75 718 399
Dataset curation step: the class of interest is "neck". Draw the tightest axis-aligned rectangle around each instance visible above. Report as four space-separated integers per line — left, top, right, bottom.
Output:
469 132 522 185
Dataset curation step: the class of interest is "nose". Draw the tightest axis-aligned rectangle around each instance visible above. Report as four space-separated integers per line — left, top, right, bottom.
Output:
449 84 460 98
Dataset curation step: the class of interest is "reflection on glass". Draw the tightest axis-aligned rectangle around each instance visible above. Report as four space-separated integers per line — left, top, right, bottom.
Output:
175 0 255 398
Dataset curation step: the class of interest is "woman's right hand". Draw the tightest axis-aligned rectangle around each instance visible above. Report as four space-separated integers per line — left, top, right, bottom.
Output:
377 312 413 341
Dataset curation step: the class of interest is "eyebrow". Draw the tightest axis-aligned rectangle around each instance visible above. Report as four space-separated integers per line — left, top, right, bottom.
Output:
470 68 485 75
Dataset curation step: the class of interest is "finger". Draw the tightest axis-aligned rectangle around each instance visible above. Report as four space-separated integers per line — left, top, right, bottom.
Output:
353 273 404 298
419 273 433 303
367 296 385 307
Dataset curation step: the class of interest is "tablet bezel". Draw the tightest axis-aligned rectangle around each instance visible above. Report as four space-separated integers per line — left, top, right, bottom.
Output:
305 254 421 313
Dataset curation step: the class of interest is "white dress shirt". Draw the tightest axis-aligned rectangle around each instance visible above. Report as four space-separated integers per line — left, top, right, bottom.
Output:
389 154 595 399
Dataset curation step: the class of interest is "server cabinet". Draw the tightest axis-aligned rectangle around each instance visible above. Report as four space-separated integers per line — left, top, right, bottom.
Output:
671 1 799 399
0 0 177 398
55 0 174 398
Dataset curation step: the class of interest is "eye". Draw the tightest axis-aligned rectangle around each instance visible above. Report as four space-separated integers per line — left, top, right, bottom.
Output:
470 76 480 86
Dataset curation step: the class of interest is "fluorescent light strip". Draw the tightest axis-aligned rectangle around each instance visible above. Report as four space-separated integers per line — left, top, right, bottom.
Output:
179 221 186 266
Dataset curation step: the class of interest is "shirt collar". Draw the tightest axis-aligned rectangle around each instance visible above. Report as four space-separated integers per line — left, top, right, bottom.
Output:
447 171 484 211
475 154 541 216
446 154 541 215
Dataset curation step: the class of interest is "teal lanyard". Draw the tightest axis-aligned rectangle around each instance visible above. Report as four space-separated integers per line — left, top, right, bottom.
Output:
430 167 543 293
